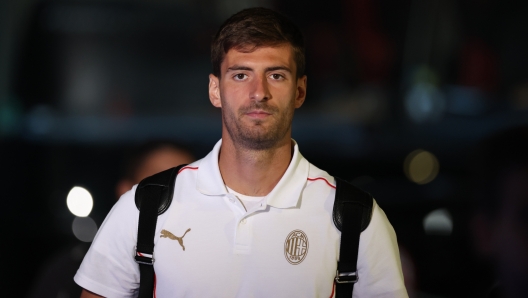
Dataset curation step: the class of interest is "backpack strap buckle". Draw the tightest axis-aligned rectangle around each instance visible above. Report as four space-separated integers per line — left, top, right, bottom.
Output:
135 250 154 265
335 270 358 284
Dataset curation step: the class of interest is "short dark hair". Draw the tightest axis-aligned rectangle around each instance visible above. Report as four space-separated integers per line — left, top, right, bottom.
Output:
211 7 305 78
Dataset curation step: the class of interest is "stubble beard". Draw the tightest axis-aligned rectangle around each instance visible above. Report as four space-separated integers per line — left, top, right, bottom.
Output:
222 100 294 151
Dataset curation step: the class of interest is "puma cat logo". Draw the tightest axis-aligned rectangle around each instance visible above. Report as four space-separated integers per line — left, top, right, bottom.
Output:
160 229 191 251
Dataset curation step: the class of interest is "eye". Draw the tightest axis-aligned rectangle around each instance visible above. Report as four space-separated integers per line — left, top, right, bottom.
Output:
234 73 247 80
270 73 284 80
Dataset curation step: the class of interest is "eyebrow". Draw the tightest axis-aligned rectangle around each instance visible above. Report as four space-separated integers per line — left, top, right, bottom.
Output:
266 66 292 73
226 65 252 72
226 65 292 73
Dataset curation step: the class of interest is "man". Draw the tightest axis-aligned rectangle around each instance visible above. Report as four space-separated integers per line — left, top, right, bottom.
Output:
75 8 406 297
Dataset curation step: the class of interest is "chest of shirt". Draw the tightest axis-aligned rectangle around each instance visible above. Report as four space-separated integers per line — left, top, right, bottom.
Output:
152 187 340 297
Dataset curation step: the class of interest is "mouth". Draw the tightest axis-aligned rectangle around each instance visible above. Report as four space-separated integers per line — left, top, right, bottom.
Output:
245 110 272 119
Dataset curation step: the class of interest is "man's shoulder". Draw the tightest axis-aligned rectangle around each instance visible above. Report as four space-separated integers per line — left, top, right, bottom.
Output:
175 159 202 176
305 161 335 187
116 185 141 212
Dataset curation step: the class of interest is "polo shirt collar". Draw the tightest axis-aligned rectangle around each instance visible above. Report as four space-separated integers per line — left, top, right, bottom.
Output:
196 140 227 196
196 139 309 209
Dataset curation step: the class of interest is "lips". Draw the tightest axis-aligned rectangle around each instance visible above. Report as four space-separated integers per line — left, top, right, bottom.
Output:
246 110 271 119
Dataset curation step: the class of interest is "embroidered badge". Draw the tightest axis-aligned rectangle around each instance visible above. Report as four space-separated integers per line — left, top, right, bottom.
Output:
284 230 309 265
160 228 191 251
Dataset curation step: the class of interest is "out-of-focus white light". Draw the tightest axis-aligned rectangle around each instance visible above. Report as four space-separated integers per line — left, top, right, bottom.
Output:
404 149 440 185
67 186 93 217
423 208 453 235
72 216 98 242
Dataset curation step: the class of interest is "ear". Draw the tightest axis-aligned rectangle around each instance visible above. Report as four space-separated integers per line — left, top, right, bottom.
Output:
209 74 222 108
295 75 307 108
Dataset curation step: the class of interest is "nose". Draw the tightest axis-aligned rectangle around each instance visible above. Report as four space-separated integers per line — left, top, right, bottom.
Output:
249 75 270 102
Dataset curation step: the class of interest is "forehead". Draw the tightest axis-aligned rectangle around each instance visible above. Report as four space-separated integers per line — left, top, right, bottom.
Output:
221 44 296 72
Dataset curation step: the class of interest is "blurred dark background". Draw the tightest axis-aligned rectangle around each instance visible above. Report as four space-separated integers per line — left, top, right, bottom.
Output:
2 0 528 297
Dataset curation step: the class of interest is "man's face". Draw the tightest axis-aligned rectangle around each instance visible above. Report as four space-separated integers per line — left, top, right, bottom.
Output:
209 44 307 150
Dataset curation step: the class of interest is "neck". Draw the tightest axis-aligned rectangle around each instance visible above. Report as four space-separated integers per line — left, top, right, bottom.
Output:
218 134 293 196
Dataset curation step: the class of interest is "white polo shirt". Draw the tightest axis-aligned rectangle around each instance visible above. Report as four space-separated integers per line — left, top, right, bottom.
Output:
74 140 407 298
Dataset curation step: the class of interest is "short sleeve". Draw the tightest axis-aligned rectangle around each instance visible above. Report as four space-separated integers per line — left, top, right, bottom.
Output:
352 200 408 298
74 186 142 298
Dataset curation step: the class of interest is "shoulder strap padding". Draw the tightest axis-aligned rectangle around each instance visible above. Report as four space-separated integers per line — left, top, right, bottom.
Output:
135 165 186 215
333 177 374 298
134 164 186 298
332 177 374 232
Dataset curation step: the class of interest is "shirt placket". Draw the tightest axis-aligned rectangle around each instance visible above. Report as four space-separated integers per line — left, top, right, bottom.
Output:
223 193 267 255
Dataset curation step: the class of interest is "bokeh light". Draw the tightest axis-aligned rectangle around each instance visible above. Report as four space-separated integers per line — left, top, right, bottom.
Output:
404 149 439 184
404 66 446 124
66 186 93 217
423 208 453 235
405 82 446 123
72 216 98 242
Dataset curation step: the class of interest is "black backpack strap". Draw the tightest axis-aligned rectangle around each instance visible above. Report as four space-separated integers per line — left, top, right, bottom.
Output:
134 165 185 298
333 177 373 298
